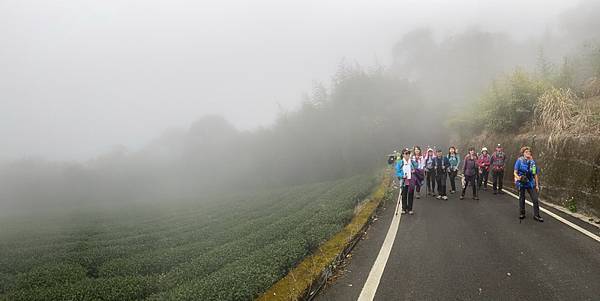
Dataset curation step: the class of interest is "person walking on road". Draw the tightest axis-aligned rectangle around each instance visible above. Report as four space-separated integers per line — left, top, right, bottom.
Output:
478 147 491 190
514 146 544 222
434 149 450 200
447 146 460 194
491 144 506 195
412 146 425 199
424 148 436 197
461 147 479 200
396 149 418 215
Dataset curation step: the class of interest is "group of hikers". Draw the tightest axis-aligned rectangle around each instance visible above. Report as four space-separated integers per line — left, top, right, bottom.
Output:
388 144 543 222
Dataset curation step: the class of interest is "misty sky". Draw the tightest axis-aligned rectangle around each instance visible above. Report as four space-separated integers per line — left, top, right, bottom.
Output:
0 0 576 161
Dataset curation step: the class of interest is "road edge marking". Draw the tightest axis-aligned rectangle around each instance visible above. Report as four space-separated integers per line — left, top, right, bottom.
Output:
357 190 403 301
501 189 600 243
458 174 600 243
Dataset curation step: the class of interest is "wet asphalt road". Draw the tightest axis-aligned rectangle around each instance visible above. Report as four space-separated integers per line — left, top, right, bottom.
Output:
315 187 600 301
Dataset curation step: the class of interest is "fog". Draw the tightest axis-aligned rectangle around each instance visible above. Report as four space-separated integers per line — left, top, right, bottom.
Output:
1 0 576 161
1 0 599 214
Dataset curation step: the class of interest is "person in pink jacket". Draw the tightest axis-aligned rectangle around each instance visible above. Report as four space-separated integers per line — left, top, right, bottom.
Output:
411 146 425 199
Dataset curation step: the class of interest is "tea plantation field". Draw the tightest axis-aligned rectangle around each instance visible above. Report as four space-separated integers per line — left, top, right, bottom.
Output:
0 175 377 300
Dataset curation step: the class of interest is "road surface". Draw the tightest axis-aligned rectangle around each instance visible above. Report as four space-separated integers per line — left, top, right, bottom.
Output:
315 187 600 300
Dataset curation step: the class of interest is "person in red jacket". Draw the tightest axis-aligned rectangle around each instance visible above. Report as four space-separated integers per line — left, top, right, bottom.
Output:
491 144 506 195
477 147 491 190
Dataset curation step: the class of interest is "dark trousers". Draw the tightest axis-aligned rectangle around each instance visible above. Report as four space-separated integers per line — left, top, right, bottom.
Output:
401 185 415 211
519 187 540 217
425 170 436 194
448 170 458 192
462 175 477 197
435 171 447 196
492 169 504 191
478 169 489 189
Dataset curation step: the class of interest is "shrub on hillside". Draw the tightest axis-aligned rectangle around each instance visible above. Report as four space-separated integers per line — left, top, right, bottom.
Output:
480 69 547 133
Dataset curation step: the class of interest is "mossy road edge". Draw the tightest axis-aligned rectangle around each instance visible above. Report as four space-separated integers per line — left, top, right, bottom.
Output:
256 171 393 301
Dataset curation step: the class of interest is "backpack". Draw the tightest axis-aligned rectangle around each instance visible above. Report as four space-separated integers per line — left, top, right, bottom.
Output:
492 151 505 170
425 156 434 170
398 159 418 175
447 154 459 171
465 155 478 174
434 156 447 171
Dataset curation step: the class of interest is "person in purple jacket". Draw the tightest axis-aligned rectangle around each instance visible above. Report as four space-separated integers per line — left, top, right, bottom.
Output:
460 147 479 200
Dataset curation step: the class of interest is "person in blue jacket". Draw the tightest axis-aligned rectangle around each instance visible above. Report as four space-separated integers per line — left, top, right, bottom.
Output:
396 148 418 215
447 146 461 194
514 146 544 222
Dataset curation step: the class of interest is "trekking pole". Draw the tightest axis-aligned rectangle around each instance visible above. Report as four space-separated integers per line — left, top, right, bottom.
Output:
424 170 429 196
395 186 402 215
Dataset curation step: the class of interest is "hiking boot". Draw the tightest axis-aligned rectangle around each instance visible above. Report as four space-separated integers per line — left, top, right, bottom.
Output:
534 215 544 222
460 195 465 200
442 196 448 200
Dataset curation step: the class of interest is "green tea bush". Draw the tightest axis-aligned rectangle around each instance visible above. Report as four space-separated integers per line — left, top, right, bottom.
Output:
13 263 86 290
0 273 14 294
0 175 376 300
2 276 159 301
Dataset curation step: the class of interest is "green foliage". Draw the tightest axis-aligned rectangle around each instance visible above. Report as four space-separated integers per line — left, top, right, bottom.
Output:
0 175 376 300
2 276 159 301
483 69 548 133
554 57 576 89
450 69 548 136
0 273 15 294
535 47 554 81
451 42 600 137
565 197 577 213
13 263 87 291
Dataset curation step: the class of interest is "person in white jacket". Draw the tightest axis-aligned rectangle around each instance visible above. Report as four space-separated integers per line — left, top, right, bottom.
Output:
396 149 418 215
423 148 436 196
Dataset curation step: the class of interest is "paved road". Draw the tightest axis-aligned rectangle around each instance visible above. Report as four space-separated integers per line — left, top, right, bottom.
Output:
315 187 600 301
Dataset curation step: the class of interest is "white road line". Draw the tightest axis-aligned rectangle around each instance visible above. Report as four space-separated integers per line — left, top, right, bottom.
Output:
501 189 600 243
357 190 402 301
462 174 600 243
